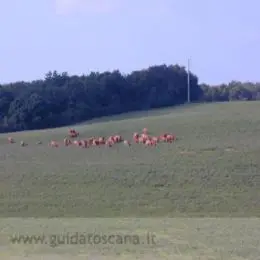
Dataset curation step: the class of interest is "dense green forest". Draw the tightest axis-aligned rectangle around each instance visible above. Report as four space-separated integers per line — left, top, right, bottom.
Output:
0 64 260 133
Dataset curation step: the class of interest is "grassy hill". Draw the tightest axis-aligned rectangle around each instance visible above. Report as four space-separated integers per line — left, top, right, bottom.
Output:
0 101 259 218
0 101 260 259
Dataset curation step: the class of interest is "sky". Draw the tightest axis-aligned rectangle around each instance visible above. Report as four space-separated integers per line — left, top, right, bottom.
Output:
0 0 259 84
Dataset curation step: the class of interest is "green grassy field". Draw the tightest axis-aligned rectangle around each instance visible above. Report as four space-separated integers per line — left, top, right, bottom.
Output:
0 101 260 259
0 101 260 217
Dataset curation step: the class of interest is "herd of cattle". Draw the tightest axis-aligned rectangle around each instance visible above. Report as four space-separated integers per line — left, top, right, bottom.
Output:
6 128 176 148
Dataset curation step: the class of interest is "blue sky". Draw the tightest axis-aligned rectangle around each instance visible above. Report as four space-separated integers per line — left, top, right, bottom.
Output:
0 0 259 84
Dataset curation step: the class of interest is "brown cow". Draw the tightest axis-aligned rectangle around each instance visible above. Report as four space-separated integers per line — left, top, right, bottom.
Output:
88 137 94 145
166 134 175 143
133 132 139 138
105 140 113 147
159 134 167 142
145 140 152 146
73 140 79 146
142 128 148 134
64 138 70 146
81 140 88 148
152 136 159 142
49 141 59 147
92 139 99 146
113 135 122 143
98 137 105 144
68 128 79 138
7 137 14 143
133 132 139 143
151 140 157 146
107 136 114 143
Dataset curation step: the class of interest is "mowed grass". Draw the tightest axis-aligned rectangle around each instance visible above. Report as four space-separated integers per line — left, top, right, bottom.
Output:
0 101 260 217
1 218 260 259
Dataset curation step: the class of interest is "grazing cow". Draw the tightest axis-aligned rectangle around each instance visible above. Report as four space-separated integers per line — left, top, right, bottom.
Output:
109 136 115 142
73 140 79 146
141 134 149 143
134 137 139 143
145 140 152 146
141 137 147 144
64 138 70 146
150 140 157 146
152 136 159 142
68 128 79 138
98 137 105 145
138 137 143 143
113 135 122 143
81 140 88 148
133 133 139 143
133 132 139 138
105 140 113 147
7 137 14 143
88 137 94 145
166 134 175 143
107 136 114 143
159 134 167 142
92 139 99 146
49 141 58 147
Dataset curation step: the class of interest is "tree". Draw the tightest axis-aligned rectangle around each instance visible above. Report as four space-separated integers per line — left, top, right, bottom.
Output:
0 64 259 133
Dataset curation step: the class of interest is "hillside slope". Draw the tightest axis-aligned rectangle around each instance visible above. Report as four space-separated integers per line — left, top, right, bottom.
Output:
0 101 260 217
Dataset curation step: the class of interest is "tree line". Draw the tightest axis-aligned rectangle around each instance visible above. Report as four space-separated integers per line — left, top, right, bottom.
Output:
0 64 259 133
